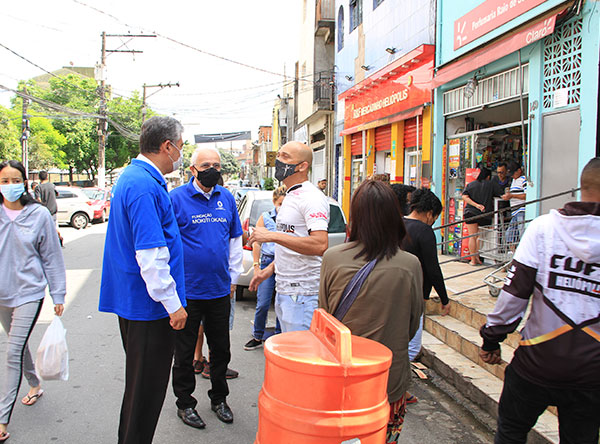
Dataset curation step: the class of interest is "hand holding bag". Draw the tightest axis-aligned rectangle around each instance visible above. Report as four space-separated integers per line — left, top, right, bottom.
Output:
35 316 69 381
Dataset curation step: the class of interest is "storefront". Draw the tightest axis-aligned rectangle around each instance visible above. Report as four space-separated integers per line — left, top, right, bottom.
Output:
339 44 435 216
431 0 600 255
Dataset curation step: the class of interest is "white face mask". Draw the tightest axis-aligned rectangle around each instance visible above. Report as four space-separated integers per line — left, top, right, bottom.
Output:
168 141 183 172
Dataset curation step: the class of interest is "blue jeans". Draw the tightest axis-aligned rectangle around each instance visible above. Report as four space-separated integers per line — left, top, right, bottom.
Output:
507 212 525 244
252 255 280 340
408 314 424 361
275 293 318 332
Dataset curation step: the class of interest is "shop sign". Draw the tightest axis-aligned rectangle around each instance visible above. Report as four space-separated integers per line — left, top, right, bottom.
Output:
436 11 558 87
553 88 568 108
449 139 461 168
344 62 432 129
466 168 480 184
454 0 546 50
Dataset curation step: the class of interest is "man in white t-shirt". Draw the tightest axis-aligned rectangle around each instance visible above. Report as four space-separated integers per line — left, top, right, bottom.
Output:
249 141 329 332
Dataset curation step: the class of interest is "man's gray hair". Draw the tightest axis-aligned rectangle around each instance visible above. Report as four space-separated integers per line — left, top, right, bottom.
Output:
139 116 184 154
191 146 220 166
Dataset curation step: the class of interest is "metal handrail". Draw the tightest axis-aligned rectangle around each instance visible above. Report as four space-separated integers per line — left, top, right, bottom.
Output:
434 186 580 231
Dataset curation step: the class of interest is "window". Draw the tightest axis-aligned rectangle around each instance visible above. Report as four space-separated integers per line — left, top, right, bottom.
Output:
328 205 346 233
373 0 384 8
57 190 76 199
350 0 362 32
337 6 344 51
250 199 274 227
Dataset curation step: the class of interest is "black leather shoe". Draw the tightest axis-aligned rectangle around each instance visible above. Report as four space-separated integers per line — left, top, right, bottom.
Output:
177 408 206 429
211 401 233 423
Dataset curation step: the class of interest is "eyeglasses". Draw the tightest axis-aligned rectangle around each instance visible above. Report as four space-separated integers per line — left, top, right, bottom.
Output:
194 162 221 171
168 141 183 152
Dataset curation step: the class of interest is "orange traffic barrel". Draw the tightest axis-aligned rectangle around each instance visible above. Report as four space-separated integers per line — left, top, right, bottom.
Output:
255 308 393 444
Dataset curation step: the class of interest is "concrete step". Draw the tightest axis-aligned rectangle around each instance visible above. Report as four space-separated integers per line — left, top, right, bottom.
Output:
425 314 515 381
424 310 559 416
420 331 560 444
425 297 522 350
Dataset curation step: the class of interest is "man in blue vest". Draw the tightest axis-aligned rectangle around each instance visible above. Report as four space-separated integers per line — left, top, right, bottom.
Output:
170 146 243 429
99 116 188 444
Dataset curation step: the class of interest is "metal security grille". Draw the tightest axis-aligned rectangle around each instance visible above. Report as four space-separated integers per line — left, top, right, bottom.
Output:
542 18 583 110
443 65 529 116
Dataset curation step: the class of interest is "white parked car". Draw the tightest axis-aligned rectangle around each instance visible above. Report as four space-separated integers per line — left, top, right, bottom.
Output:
56 186 101 229
235 190 347 299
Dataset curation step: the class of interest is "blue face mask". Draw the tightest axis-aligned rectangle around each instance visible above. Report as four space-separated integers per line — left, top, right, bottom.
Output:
0 183 25 202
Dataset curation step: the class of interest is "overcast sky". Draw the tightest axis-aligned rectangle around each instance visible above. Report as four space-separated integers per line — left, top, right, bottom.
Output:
0 0 301 145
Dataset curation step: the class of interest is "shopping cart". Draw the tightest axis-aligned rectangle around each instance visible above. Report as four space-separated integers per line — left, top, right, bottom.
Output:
478 209 521 296
483 261 511 297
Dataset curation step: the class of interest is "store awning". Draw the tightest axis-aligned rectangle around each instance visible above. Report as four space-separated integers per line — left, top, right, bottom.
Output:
340 105 423 136
432 5 570 88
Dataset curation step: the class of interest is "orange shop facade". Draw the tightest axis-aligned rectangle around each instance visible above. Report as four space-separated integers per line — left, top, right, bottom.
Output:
339 45 435 216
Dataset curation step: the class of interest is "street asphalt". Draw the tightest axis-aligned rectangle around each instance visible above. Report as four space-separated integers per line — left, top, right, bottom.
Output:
0 222 493 443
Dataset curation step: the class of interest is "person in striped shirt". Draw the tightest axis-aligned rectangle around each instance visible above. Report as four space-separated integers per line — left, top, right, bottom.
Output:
502 161 527 246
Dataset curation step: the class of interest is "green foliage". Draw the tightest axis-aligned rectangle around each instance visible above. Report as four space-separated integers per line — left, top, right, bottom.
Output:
105 91 145 172
9 74 154 175
263 177 275 190
181 142 196 170
27 116 67 169
218 148 240 176
0 106 21 161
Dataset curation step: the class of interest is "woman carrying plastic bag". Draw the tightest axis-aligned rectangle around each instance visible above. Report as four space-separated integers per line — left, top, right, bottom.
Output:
0 161 66 442
36 316 68 381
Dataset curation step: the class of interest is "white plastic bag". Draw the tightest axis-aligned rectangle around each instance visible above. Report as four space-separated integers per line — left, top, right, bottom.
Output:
35 317 69 381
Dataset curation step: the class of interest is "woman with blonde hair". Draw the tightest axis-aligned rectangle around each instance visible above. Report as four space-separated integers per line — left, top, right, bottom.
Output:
244 185 286 350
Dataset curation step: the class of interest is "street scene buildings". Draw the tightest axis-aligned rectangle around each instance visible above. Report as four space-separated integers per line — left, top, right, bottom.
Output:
0 0 599 443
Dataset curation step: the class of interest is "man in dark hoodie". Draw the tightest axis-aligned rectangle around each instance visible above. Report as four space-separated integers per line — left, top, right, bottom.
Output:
479 157 600 444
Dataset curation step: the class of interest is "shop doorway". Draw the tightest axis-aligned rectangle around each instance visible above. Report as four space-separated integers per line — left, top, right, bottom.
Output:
405 149 421 187
540 108 580 214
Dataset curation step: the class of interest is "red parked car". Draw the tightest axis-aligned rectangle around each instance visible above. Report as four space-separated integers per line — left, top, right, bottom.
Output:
82 188 111 223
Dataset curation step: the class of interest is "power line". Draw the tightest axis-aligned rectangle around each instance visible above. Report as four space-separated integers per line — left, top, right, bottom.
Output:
70 0 289 79
0 84 140 141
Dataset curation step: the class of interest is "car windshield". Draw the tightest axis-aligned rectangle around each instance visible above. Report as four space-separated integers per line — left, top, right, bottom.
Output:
236 188 258 200
82 189 97 199
250 199 275 227
82 189 105 200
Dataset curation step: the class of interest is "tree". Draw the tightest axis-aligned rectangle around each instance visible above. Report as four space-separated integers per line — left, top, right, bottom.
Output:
0 106 21 161
263 177 275 190
27 117 67 170
105 91 146 172
11 75 155 178
218 148 240 176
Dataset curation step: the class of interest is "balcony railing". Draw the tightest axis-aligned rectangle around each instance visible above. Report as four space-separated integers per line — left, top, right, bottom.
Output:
316 0 335 22
314 71 334 111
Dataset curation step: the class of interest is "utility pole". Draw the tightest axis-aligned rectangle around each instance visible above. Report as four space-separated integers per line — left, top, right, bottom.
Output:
97 32 156 189
97 32 107 189
141 82 180 123
20 87 30 177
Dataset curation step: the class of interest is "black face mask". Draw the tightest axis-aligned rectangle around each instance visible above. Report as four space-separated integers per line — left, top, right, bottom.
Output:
274 159 300 182
196 167 221 188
